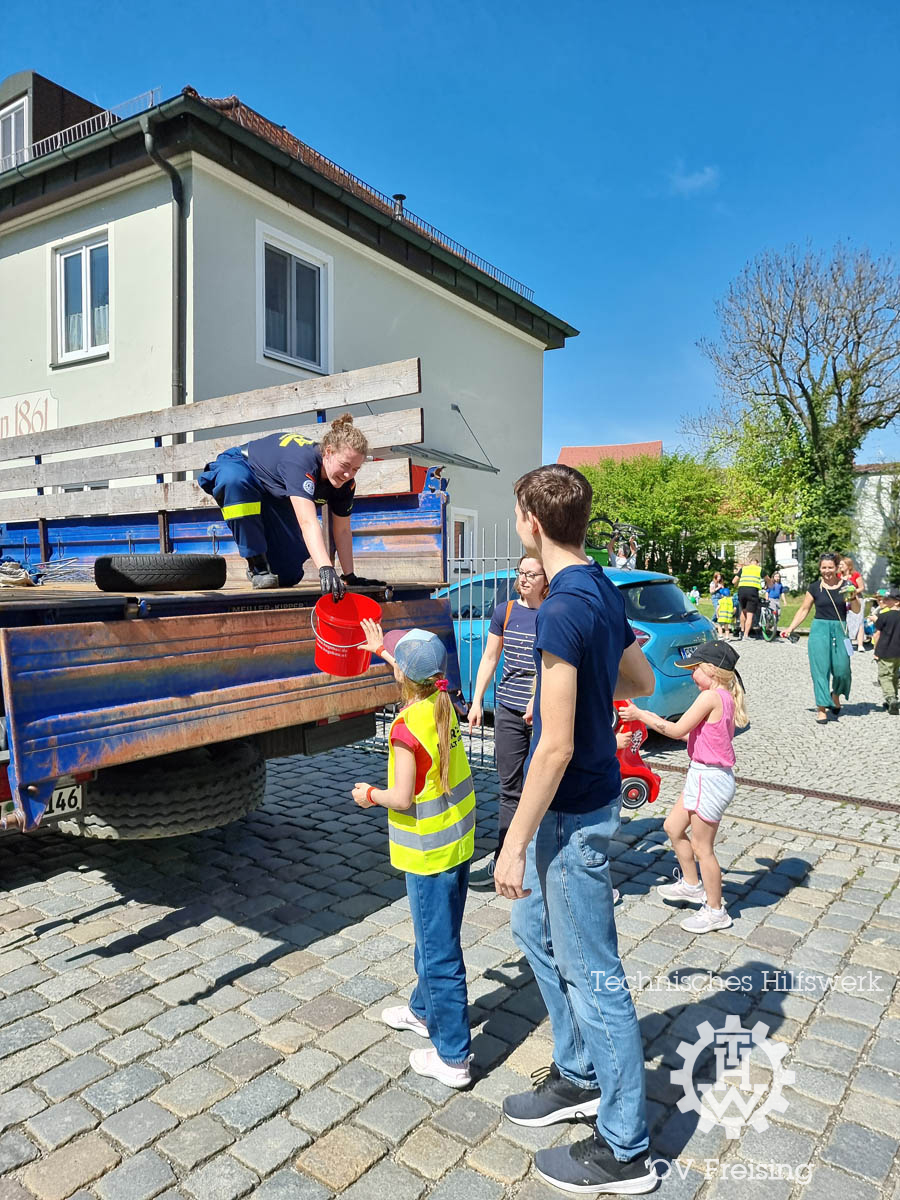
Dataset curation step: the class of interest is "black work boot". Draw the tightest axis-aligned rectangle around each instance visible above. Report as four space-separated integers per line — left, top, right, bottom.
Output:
502 1063 602 1127
246 554 279 589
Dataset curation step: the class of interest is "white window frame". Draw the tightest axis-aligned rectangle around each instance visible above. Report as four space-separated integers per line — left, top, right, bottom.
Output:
450 507 479 573
256 220 332 375
0 95 29 172
54 232 110 364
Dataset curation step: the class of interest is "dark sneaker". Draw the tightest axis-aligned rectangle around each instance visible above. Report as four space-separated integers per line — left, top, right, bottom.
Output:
248 570 280 589
502 1063 602 1127
468 859 496 891
535 1129 657 1194
890 700 900 716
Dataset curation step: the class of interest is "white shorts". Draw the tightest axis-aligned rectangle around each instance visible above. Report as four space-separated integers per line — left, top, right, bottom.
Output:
682 763 736 825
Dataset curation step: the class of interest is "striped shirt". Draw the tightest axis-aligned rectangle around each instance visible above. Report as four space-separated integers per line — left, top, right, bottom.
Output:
489 600 539 713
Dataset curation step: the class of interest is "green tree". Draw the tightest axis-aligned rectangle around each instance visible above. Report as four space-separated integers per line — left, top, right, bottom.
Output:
582 453 738 589
685 407 805 575
700 244 900 579
878 475 900 586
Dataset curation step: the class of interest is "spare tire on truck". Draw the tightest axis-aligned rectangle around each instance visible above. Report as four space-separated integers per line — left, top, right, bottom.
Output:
94 554 226 592
57 740 266 839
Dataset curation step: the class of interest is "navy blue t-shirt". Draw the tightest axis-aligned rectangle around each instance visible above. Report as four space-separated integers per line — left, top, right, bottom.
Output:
488 600 538 713
247 434 355 516
531 561 635 812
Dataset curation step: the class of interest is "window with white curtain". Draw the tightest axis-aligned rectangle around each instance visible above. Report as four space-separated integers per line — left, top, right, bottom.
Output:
0 97 28 173
263 241 323 369
56 237 109 361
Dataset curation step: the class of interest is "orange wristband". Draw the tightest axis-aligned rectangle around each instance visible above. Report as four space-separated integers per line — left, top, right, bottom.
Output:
375 645 385 657
366 786 377 806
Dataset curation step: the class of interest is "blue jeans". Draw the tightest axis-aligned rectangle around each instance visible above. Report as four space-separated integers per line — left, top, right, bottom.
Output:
407 862 471 1066
510 803 649 1160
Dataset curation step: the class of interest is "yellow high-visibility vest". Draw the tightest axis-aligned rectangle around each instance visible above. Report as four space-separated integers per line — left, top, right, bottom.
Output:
717 595 734 620
387 695 475 875
738 564 763 590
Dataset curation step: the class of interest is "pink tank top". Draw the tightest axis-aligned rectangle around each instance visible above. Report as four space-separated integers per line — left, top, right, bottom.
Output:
687 687 736 768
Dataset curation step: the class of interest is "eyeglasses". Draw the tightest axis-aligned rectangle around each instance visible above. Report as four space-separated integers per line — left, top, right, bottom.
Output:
517 570 545 581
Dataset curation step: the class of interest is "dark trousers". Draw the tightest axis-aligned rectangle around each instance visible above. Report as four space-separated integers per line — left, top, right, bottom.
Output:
198 447 309 586
495 703 532 856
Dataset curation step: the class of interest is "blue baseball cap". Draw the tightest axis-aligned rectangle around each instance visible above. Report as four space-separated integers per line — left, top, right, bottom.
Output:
383 628 448 682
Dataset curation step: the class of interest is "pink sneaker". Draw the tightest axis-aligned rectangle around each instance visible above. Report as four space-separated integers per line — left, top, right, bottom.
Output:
409 1046 473 1088
381 1005 429 1038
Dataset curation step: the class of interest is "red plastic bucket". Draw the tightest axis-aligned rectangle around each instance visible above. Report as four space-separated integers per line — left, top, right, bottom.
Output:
312 591 383 676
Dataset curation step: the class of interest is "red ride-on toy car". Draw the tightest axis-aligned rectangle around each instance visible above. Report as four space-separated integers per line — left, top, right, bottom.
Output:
614 700 661 810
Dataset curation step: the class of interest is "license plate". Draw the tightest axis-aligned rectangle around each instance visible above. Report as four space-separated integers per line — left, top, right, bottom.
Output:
679 646 697 660
44 781 84 817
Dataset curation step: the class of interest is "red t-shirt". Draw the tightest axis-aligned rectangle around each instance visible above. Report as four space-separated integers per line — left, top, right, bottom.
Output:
390 716 433 795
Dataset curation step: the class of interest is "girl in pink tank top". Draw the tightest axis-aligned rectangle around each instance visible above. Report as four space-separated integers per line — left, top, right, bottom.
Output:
620 642 749 936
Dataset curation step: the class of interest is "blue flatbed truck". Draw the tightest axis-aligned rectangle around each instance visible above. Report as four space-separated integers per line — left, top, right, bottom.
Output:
0 359 460 837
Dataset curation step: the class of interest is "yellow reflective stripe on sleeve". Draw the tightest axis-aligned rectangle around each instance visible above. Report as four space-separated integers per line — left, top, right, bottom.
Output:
222 502 262 519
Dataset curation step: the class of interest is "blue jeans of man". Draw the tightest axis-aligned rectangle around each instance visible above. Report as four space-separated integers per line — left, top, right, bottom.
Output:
406 862 471 1066
509 802 649 1160
197 446 309 586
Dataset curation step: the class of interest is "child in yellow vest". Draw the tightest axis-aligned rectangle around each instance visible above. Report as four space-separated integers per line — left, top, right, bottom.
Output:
716 590 735 638
353 621 476 1088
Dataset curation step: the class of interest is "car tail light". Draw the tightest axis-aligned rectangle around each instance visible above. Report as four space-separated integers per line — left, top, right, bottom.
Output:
630 625 651 648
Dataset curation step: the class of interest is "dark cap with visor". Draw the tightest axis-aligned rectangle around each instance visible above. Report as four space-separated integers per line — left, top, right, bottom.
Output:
675 640 740 673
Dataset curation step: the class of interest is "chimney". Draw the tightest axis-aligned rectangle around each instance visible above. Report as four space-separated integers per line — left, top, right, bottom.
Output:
392 193 406 218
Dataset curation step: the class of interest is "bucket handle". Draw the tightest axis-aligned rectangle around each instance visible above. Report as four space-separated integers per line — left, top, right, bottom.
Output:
311 608 369 652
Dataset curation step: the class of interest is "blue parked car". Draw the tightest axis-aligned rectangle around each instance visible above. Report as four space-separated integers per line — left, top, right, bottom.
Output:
436 567 716 719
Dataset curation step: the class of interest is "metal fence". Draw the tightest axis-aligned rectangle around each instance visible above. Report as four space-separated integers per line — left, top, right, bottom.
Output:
1 90 160 175
365 523 523 770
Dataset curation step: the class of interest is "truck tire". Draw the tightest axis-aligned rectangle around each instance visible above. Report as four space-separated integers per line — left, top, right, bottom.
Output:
94 554 227 592
56 740 265 839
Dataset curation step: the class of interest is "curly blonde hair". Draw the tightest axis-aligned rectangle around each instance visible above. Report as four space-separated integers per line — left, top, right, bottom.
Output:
696 663 749 728
321 414 368 457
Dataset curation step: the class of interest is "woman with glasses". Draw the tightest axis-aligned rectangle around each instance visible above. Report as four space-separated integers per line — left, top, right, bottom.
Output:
468 555 548 889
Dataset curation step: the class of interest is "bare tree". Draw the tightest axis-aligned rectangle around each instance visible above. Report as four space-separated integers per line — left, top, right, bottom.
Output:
699 244 900 567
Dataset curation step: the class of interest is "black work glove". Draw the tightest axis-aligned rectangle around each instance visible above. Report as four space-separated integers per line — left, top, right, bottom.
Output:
319 566 345 602
342 571 387 588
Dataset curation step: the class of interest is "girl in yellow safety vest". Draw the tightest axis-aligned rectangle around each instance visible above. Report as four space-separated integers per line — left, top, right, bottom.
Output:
352 621 476 1089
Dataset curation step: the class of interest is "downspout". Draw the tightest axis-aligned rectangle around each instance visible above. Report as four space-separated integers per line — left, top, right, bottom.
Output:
140 115 186 410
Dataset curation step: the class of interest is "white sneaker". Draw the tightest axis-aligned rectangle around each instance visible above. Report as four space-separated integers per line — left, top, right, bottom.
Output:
658 877 706 904
612 888 622 905
381 1005 429 1038
681 903 733 933
409 1046 473 1088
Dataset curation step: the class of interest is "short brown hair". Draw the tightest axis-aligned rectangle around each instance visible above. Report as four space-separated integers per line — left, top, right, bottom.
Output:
514 553 549 600
514 464 592 547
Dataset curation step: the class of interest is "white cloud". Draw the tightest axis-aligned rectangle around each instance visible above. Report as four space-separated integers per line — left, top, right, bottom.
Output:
668 160 720 197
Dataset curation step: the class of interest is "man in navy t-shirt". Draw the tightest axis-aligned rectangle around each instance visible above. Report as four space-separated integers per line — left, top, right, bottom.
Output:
495 465 657 1195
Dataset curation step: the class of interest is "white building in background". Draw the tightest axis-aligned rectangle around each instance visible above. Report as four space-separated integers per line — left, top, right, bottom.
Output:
0 72 577 554
852 463 900 590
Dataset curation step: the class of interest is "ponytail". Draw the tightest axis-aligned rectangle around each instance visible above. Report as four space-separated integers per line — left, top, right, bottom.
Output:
701 664 749 728
398 674 455 794
321 413 368 457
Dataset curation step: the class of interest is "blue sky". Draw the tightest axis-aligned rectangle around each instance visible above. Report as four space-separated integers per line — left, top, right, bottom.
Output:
9 0 900 461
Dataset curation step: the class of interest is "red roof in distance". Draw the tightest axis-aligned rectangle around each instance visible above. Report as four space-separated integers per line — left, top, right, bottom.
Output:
557 441 663 468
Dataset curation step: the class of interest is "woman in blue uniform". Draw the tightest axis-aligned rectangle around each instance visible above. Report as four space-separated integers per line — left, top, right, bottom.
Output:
199 414 380 599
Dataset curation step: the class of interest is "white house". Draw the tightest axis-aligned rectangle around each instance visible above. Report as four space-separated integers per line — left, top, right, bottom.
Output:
0 72 576 560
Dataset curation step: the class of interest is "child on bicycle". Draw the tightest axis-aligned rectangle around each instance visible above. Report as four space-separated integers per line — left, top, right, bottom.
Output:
619 641 748 934
351 621 476 1088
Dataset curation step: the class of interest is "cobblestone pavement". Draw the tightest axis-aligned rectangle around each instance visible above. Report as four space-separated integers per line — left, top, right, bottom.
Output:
1 680 899 1200
644 634 900 805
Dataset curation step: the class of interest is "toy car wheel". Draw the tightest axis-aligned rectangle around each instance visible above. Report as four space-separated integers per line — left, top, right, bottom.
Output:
621 777 651 809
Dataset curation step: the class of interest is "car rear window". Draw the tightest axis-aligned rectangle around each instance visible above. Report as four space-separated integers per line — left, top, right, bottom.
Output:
448 576 515 619
619 581 695 623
